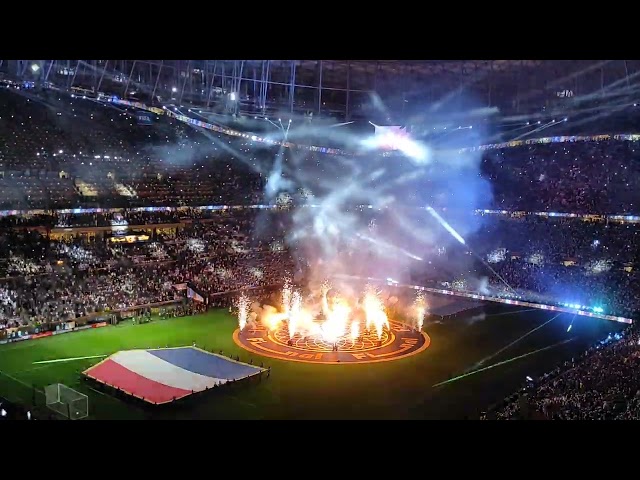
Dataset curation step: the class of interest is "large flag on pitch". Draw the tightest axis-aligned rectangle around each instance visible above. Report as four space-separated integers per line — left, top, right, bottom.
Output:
83 347 264 404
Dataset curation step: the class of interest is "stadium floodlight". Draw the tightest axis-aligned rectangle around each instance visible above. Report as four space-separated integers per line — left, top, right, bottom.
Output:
229 92 237 101
31 63 40 72
171 87 177 93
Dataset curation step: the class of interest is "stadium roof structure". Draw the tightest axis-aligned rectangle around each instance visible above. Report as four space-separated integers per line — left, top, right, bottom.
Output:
2 60 639 122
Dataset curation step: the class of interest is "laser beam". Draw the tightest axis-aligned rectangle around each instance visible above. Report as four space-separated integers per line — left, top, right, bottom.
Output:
471 312 564 369
433 338 574 388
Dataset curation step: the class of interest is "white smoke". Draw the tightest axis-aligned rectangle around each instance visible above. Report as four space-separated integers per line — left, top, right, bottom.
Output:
465 312 487 325
477 277 490 295
268 97 493 288
152 93 494 291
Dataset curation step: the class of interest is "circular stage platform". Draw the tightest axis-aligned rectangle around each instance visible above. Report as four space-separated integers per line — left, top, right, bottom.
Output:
233 319 430 364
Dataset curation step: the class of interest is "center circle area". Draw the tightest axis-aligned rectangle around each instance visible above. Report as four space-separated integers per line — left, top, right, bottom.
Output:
233 319 430 364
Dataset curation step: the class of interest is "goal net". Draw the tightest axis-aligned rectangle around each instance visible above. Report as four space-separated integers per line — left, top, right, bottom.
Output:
45 384 88 420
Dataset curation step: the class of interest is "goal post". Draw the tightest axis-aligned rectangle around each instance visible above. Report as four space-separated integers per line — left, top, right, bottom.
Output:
45 384 88 420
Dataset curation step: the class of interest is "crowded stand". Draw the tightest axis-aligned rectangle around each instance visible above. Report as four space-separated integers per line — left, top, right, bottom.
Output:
405 212 639 319
0 209 293 333
481 140 640 214
465 217 640 317
0 87 266 209
1 86 640 214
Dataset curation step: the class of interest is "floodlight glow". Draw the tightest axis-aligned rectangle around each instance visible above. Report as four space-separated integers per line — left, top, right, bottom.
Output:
31 63 39 72
360 130 430 164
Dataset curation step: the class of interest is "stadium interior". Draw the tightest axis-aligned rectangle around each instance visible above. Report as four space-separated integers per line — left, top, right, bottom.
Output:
0 59 639 420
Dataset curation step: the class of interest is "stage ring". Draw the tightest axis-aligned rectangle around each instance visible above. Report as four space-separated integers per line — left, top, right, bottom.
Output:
233 318 430 365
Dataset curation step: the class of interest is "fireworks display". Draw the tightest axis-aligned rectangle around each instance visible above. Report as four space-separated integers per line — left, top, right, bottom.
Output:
236 294 250 331
363 285 389 339
413 292 428 331
237 280 398 346
282 279 292 316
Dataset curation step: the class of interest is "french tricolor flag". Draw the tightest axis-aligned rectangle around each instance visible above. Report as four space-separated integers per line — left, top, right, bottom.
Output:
84 347 264 404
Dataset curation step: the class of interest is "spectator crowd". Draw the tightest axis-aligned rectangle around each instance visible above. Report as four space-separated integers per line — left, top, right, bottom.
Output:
481 140 640 214
0 210 294 332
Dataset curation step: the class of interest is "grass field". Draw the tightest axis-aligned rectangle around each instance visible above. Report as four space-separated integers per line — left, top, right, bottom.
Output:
0 306 624 419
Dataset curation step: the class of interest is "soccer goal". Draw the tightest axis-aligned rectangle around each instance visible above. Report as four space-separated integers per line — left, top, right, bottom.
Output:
45 384 88 420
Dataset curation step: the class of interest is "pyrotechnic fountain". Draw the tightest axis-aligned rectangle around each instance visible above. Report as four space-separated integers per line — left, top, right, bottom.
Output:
236 294 250 331
282 279 292 316
237 282 394 349
413 292 427 331
363 285 389 339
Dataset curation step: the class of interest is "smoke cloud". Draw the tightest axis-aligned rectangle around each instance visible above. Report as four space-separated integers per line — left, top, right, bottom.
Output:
149 93 495 293
267 99 493 290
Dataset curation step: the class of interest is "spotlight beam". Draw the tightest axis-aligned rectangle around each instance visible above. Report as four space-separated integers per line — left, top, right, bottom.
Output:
426 206 519 296
510 120 555 141
426 207 465 245
355 233 423 261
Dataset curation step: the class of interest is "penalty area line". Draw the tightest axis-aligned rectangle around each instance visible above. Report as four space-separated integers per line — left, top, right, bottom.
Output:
32 354 108 365
432 337 574 388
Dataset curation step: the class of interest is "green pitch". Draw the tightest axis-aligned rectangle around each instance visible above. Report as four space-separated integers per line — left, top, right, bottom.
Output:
0 309 618 419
